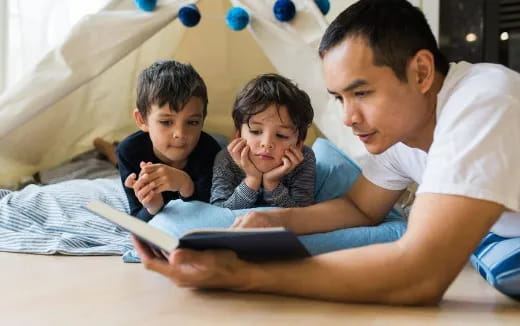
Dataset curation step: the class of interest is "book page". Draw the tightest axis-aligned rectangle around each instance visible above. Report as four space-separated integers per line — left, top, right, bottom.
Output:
86 200 179 253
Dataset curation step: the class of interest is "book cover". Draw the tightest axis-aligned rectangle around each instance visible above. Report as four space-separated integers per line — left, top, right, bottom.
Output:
86 200 310 260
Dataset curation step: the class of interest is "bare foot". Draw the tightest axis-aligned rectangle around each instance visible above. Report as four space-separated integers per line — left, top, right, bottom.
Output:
93 137 118 166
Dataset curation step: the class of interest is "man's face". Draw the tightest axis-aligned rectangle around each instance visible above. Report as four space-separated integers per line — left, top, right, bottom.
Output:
136 97 204 168
322 37 432 154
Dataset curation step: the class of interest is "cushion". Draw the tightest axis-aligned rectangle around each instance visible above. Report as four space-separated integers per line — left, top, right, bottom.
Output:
471 233 520 299
312 137 361 203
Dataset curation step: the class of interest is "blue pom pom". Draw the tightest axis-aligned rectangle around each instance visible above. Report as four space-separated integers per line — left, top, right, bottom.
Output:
134 0 157 12
314 0 330 15
178 4 201 27
273 0 296 22
226 7 249 31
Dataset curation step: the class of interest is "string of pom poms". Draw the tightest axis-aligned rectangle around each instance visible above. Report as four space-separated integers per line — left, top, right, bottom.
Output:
134 0 330 31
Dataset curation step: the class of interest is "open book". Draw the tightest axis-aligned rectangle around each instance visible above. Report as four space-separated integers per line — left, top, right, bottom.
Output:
86 200 310 260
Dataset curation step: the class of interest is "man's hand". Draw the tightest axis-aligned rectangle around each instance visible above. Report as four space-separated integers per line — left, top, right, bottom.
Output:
227 138 262 191
132 236 254 291
263 145 304 191
231 211 286 229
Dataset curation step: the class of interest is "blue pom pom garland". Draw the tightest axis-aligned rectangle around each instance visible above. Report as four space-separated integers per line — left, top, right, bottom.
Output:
134 0 157 12
314 0 330 15
226 7 249 31
178 4 201 27
273 0 296 22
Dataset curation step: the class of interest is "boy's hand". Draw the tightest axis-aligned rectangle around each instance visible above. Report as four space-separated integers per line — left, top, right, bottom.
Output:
125 168 164 215
227 138 262 191
138 162 195 198
263 145 304 191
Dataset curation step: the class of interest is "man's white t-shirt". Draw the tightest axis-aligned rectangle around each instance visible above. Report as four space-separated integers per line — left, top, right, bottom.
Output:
362 61 520 237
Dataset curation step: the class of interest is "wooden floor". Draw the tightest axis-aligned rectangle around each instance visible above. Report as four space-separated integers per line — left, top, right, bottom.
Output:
1 252 519 325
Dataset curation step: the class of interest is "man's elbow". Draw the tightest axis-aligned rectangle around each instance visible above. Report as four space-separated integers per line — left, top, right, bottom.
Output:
387 275 450 306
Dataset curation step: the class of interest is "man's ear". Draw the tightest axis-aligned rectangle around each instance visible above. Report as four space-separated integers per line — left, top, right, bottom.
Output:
133 108 149 132
410 49 435 94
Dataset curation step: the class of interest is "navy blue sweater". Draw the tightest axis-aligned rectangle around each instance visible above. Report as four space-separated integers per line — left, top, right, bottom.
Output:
116 130 221 221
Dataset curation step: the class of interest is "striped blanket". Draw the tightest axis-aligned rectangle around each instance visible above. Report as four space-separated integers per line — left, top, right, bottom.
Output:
0 178 132 255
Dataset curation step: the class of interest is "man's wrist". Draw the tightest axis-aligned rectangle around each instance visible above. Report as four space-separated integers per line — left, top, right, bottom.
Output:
233 261 274 293
279 207 296 232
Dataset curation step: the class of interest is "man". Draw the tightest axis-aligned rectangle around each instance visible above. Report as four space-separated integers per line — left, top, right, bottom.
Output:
133 0 520 304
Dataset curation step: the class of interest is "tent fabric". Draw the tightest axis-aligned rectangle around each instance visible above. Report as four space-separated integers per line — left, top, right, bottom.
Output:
0 0 432 187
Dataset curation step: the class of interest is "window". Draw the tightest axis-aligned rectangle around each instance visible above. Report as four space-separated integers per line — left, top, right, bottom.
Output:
0 0 109 94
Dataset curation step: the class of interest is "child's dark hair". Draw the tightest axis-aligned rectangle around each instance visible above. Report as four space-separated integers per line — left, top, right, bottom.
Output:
232 74 314 142
136 60 208 119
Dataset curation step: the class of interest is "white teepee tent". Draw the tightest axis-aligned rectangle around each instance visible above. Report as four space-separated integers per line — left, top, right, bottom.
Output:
0 0 435 187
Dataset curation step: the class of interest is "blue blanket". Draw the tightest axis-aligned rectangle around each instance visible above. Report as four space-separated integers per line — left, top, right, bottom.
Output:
123 199 405 262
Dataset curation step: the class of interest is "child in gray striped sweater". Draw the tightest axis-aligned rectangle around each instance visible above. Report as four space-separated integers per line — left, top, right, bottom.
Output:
210 74 315 209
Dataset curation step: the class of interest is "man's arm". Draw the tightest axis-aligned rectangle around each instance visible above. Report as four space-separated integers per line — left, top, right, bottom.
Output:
235 175 404 234
134 193 503 305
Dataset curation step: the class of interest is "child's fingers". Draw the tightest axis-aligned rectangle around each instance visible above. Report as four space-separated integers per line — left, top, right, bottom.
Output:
124 173 137 188
139 164 163 177
151 180 172 194
284 149 301 166
140 172 164 187
136 181 156 201
285 148 303 165
227 138 244 154
226 138 241 151
133 174 150 191
289 146 304 161
281 157 292 170
294 146 305 161
240 145 251 165
140 189 157 205
230 138 246 155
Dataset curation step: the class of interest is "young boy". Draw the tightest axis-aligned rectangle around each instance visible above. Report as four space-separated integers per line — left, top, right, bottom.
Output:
117 60 221 221
210 74 315 209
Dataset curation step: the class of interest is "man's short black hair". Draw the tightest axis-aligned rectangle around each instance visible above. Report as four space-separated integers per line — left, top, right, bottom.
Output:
318 0 449 81
136 60 208 119
232 74 314 142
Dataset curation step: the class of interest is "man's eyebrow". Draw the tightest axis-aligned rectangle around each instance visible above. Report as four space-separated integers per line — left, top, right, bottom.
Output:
327 79 369 95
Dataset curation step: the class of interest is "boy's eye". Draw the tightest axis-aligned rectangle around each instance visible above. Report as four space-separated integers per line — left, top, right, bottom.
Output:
334 95 343 103
159 120 172 126
249 129 261 135
276 134 290 139
188 120 200 126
